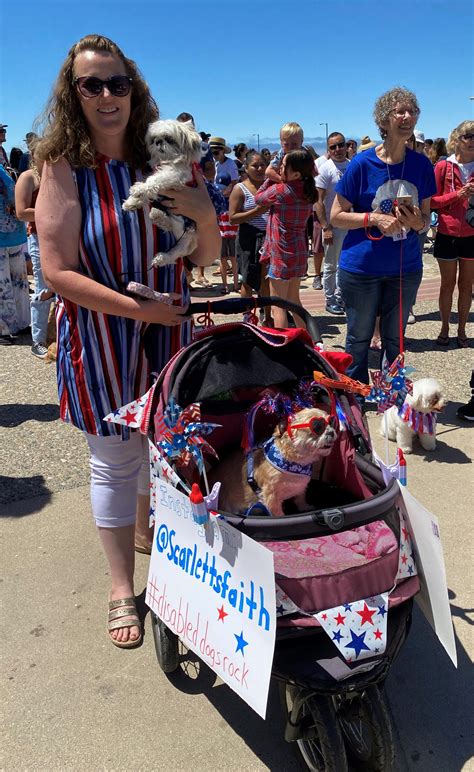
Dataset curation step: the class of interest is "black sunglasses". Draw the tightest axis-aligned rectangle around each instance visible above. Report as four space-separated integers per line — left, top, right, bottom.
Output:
328 142 346 151
211 148 223 154
460 133 474 141
73 75 133 98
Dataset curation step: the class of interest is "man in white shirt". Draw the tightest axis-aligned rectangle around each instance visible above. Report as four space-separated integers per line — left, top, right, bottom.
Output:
314 132 350 315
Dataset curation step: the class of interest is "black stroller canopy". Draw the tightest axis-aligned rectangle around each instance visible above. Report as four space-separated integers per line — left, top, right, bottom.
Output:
168 328 333 407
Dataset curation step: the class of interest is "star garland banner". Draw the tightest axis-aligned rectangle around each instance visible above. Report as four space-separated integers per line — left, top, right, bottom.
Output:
314 593 389 662
155 397 221 472
275 585 301 617
368 354 415 413
103 384 156 433
396 510 418 581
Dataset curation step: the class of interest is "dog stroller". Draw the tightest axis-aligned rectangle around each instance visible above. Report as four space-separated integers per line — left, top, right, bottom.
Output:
147 298 419 771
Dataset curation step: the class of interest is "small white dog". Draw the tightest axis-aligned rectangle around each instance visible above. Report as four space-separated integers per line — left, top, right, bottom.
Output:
122 119 204 266
380 377 446 454
208 407 338 517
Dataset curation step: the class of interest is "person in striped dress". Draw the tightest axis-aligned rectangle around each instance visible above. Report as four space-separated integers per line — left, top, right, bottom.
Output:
35 35 220 648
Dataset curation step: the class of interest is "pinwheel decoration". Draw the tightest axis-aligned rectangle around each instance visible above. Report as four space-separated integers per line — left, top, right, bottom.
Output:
368 354 415 413
155 397 221 472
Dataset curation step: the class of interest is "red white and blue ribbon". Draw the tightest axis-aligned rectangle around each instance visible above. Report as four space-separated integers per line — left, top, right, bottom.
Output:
155 397 220 472
398 403 437 435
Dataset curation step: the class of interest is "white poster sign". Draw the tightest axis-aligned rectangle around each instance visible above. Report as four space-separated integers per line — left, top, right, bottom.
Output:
398 483 457 667
146 477 277 718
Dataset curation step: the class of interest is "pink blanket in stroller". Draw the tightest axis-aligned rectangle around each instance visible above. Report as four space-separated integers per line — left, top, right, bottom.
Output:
266 520 398 613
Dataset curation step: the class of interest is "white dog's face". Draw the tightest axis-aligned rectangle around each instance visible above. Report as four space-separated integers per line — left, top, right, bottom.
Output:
411 378 447 413
145 119 204 167
281 407 338 458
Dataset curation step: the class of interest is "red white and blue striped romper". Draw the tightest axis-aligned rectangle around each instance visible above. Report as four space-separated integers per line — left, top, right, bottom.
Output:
56 155 190 437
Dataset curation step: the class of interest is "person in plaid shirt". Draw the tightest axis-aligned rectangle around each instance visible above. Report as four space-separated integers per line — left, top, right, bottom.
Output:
255 149 316 328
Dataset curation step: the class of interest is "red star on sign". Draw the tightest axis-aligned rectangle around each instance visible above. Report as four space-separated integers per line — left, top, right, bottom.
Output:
123 409 137 426
334 612 346 626
401 553 408 565
374 628 383 640
356 602 376 626
217 605 228 622
321 613 327 621
402 526 409 541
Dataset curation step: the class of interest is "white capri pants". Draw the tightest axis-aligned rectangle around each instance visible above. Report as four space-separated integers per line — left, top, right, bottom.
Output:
86 432 150 528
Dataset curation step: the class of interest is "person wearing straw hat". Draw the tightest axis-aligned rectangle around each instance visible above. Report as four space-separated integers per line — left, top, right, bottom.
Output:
358 135 377 153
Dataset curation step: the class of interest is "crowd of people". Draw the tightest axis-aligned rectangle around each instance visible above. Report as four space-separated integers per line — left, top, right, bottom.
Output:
0 35 473 649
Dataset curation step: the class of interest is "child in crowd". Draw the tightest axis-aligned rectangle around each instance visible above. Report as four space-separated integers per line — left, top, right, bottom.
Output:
229 151 272 324
265 122 304 183
256 149 317 329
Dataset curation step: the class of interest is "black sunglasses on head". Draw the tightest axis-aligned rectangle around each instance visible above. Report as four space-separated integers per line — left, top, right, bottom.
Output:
73 75 133 98
328 142 346 151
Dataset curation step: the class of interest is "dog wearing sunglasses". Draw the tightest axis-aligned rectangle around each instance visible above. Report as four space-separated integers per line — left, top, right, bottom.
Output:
122 119 204 266
208 407 338 517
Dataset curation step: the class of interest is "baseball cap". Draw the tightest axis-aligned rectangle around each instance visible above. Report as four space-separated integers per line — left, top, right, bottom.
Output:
0 124 7 131
414 130 425 144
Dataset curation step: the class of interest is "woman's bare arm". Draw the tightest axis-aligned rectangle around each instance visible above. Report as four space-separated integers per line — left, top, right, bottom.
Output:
14 170 37 222
331 192 403 236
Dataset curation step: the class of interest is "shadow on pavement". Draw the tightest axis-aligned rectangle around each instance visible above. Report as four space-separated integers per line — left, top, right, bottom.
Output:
0 476 52 514
0 403 60 427
162 649 294 769
387 604 473 771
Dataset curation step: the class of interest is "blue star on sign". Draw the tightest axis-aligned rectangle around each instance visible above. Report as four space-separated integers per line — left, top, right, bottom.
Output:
377 604 387 617
343 603 352 612
234 631 249 656
276 604 285 615
346 629 371 658
332 630 344 643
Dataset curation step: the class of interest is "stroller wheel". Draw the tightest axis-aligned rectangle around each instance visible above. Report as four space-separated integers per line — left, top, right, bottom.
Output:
335 685 394 771
280 683 348 771
150 613 179 673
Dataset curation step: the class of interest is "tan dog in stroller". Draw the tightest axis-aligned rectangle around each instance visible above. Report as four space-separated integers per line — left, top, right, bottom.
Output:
208 407 338 517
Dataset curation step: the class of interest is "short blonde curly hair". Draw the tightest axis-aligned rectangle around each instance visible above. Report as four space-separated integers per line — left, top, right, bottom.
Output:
373 86 420 139
446 120 474 154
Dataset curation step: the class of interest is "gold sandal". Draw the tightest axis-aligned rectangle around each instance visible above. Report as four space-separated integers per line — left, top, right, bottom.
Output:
107 597 142 649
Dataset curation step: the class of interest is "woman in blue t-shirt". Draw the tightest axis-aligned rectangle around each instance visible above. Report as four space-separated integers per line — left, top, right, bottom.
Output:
331 87 436 384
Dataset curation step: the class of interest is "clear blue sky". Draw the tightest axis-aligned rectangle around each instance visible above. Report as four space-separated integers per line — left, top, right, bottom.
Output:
1 0 473 155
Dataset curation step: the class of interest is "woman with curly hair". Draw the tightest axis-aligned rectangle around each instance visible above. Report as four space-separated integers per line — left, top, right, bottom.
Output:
431 120 474 348
35 34 220 648
331 86 436 385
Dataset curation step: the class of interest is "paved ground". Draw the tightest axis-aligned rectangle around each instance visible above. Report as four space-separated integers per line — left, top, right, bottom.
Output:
1 253 473 770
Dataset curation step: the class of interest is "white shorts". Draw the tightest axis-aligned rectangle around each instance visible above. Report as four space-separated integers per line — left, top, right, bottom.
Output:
86 432 150 528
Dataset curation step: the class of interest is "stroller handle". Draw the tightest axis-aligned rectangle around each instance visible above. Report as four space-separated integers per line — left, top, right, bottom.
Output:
185 297 322 344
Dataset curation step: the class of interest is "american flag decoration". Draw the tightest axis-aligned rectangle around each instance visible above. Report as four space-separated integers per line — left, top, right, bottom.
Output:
379 198 394 214
104 384 156 433
315 592 389 662
155 397 221 472
369 354 415 413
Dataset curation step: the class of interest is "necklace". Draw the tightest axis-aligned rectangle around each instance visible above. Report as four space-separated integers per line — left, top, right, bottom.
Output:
381 144 406 190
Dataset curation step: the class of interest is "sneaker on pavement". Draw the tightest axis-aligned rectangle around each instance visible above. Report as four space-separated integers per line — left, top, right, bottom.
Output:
456 397 474 421
325 303 345 316
312 274 323 290
31 343 48 359
0 335 13 346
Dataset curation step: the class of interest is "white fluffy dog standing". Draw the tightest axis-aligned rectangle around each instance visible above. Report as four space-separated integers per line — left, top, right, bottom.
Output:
380 377 446 453
122 119 204 266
